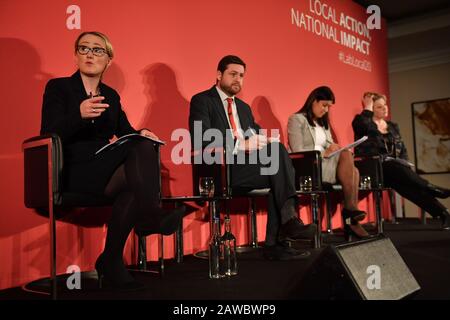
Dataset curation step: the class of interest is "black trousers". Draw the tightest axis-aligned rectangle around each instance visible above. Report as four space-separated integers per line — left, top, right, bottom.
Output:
383 160 446 217
230 142 297 243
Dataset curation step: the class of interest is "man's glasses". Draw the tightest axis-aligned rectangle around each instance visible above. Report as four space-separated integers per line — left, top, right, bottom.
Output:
77 45 108 57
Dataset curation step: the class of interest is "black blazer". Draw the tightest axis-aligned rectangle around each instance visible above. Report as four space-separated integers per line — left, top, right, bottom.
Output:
352 109 408 160
41 71 136 163
189 86 261 149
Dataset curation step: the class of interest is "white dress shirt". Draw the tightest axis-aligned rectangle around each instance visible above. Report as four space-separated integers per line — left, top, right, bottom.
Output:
314 122 327 152
215 86 243 138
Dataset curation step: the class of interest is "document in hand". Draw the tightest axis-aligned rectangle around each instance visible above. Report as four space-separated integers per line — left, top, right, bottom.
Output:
323 136 368 158
95 133 165 155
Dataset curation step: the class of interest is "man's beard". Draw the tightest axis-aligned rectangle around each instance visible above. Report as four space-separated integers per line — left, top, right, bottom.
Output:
219 82 241 96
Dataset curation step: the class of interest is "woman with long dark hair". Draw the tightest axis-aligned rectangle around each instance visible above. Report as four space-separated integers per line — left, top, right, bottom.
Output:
288 86 369 239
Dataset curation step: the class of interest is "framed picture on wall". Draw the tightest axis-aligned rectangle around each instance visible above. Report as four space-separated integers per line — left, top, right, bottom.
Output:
411 98 450 174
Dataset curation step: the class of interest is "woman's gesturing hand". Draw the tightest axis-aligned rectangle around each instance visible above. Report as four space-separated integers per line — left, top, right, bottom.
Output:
80 96 109 119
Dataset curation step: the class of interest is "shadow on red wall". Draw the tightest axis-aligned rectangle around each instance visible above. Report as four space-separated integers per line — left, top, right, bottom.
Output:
251 96 285 145
0 38 52 154
139 63 192 197
103 63 126 95
0 38 53 237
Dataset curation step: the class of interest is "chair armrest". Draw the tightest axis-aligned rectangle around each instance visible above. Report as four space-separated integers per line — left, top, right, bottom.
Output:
354 155 384 188
289 151 322 191
22 134 63 208
192 147 231 197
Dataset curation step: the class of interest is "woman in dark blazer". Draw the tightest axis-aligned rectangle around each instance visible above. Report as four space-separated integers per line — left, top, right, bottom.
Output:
40 31 184 289
352 92 450 230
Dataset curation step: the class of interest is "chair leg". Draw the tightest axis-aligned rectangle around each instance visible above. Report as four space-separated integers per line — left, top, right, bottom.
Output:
420 208 427 225
49 204 57 300
175 220 184 263
248 198 258 248
388 189 398 224
325 193 333 234
374 190 384 234
172 201 184 263
158 234 164 275
137 236 147 270
311 194 321 248
401 196 406 218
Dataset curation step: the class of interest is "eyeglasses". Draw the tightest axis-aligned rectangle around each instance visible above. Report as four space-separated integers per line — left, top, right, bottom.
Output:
77 45 108 57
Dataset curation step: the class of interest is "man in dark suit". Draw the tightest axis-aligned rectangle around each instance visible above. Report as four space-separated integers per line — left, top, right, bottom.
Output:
189 55 316 260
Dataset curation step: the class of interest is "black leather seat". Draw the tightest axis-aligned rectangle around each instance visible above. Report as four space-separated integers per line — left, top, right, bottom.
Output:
289 150 326 247
354 155 389 234
193 147 321 250
22 134 162 298
192 147 270 251
289 151 389 237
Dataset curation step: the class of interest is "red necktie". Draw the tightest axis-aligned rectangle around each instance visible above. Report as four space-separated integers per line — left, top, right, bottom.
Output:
226 97 238 138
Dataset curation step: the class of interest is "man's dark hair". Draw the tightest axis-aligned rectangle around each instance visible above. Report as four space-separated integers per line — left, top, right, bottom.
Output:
217 55 246 73
297 86 335 129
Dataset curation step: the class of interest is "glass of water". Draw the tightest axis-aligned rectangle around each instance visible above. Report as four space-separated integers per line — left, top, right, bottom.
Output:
199 177 215 197
360 176 371 190
299 176 313 192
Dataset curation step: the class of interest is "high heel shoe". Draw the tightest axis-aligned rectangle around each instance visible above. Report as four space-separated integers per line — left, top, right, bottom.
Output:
95 254 145 291
135 205 185 236
440 209 450 230
343 221 370 241
342 208 366 222
427 184 450 199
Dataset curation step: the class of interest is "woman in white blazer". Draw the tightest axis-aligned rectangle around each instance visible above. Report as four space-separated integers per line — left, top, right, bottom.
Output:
288 86 369 239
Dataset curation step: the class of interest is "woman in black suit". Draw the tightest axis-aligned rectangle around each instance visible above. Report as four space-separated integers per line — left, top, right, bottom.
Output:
352 92 450 230
40 31 184 289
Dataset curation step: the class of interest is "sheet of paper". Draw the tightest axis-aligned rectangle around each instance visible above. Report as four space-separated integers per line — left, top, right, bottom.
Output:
324 136 368 158
95 133 165 155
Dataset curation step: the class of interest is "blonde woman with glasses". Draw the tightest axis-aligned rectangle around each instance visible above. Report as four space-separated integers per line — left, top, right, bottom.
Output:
40 31 184 290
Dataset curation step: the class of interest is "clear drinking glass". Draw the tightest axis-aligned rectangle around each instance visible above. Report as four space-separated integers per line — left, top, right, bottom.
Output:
199 177 215 197
360 176 371 190
299 176 313 192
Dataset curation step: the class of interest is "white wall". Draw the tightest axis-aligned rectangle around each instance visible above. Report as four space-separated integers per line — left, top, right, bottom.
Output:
389 62 450 217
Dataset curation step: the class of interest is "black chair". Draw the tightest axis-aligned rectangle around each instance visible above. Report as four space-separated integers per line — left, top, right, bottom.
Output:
22 134 164 299
340 156 407 229
289 151 327 247
192 146 270 252
353 155 389 234
289 152 388 238
193 147 322 250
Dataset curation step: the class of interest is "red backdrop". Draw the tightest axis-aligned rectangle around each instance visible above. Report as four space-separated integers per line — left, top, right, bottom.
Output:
0 0 389 289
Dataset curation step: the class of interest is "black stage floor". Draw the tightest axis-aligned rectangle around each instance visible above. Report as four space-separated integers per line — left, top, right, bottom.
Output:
1 218 450 301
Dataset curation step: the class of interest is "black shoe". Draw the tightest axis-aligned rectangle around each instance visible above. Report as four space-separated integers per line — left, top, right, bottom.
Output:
343 221 371 241
95 254 146 291
342 208 366 222
135 206 185 236
428 184 450 199
263 242 310 261
278 217 317 241
441 209 450 230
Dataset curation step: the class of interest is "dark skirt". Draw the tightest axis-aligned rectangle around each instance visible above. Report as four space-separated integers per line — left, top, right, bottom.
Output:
64 140 141 195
